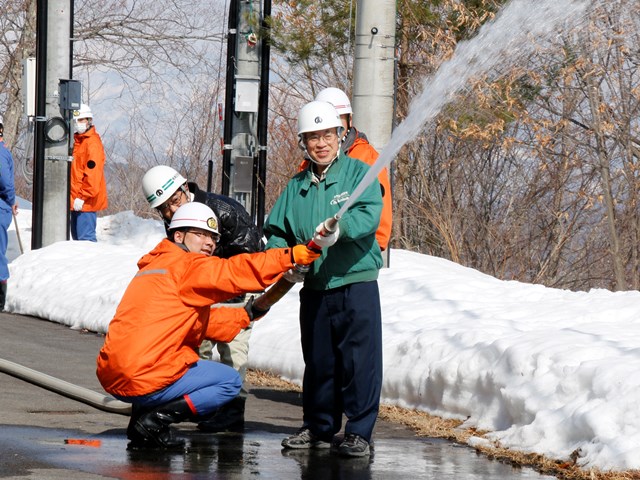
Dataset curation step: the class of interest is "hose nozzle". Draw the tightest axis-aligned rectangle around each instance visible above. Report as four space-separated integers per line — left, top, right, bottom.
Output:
307 215 339 252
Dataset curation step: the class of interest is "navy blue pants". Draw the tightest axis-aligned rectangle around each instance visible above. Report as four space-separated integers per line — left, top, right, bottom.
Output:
299 281 383 443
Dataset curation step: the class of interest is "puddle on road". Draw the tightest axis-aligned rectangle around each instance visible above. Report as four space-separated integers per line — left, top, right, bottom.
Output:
0 425 555 479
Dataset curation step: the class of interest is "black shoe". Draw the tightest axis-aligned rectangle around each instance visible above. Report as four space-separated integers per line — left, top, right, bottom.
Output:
133 397 194 450
197 396 245 432
337 433 370 457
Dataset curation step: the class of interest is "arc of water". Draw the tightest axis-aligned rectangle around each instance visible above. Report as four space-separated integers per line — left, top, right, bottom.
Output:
335 0 593 221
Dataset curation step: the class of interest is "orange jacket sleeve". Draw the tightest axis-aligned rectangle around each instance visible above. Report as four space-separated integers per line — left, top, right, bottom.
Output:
205 306 250 343
179 248 294 307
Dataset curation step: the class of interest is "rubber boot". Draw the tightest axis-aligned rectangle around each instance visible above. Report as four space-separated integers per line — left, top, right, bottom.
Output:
197 395 246 432
132 397 195 450
126 404 154 447
0 281 7 311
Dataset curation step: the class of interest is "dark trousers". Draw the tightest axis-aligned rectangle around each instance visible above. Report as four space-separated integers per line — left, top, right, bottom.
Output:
299 281 383 442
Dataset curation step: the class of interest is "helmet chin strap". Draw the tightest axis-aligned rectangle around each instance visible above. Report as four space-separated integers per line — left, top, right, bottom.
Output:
303 126 344 168
308 151 339 167
174 235 191 253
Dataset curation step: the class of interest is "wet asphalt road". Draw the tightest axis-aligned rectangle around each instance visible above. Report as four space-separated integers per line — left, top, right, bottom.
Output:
0 314 555 479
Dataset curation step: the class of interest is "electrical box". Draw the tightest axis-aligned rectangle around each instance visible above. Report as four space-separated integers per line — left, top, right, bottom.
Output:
22 58 36 117
235 76 260 113
233 156 254 192
58 79 82 111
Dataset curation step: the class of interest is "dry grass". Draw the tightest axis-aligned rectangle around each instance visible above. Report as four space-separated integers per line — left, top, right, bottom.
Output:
246 369 640 480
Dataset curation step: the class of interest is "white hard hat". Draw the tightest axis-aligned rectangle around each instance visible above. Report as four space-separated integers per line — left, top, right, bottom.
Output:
169 202 220 236
315 87 352 115
297 101 342 136
74 104 93 120
142 165 187 208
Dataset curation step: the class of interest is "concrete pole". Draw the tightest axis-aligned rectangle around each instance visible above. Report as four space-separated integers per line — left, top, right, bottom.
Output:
352 0 396 152
352 0 396 265
43 0 72 245
33 0 71 248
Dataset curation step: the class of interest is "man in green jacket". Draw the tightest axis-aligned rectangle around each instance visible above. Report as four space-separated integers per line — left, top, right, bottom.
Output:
264 100 383 457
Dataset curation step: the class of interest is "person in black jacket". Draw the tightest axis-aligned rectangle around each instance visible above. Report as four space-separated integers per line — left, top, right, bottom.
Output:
142 165 263 432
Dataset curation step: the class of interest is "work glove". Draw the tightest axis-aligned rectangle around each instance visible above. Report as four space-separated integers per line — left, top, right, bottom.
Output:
311 220 340 249
292 244 321 265
244 296 269 321
73 198 85 211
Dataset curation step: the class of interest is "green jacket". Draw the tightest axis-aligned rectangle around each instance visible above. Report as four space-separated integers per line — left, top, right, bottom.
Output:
264 152 383 290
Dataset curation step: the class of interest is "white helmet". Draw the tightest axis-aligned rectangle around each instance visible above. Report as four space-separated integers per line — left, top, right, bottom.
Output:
315 87 352 115
74 104 93 120
142 165 187 208
169 202 220 236
297 101 342 136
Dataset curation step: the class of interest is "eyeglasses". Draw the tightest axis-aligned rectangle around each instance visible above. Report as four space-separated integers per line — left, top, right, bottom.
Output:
157 187 186 213
305 131 337 145
186 230 220 242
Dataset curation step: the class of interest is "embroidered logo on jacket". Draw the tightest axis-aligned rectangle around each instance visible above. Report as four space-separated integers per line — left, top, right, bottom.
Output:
330 191 350 205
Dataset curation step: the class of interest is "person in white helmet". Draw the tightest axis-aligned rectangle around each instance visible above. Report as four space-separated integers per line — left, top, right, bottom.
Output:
141 165 262 432
97 202 321 450
264 101 383 458
70 103 108 241
0 113 18 310
298 87 392 251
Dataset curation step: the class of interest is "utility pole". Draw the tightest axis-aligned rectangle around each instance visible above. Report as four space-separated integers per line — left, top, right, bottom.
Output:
221 0 271 230
352 0 396 152
32 0 75 249
352 0 397 265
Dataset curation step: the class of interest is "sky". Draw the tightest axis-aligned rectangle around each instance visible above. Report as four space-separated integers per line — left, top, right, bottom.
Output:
5 202 640 473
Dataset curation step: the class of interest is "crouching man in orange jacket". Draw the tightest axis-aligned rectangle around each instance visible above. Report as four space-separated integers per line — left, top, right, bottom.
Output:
96 202 321 450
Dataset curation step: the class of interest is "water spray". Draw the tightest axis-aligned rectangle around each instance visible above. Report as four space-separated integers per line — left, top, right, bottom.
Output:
253 0 593 313
337 0 593 217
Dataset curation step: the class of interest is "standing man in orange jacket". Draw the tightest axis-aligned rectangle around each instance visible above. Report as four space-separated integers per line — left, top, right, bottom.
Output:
299 87 392 251
70 104 108 242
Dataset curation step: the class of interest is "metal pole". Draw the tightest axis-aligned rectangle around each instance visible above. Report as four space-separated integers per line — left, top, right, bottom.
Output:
255 0 272 232
221 0 238 196
31 0 47 250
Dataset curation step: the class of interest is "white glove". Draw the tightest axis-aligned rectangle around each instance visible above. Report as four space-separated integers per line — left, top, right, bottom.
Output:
73 198 85 211
311 220 340 249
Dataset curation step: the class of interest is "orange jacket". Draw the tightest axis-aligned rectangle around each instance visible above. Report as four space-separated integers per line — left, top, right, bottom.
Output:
299 131 392 250
96 239 295 397
70 127 108 212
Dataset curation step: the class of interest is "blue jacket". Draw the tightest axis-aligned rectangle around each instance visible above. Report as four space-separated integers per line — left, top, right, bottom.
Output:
0 140 15 212
264 152 383 291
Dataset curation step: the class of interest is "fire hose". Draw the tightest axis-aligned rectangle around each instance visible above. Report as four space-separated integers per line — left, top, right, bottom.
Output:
0 219 342 416
0 358 131 416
